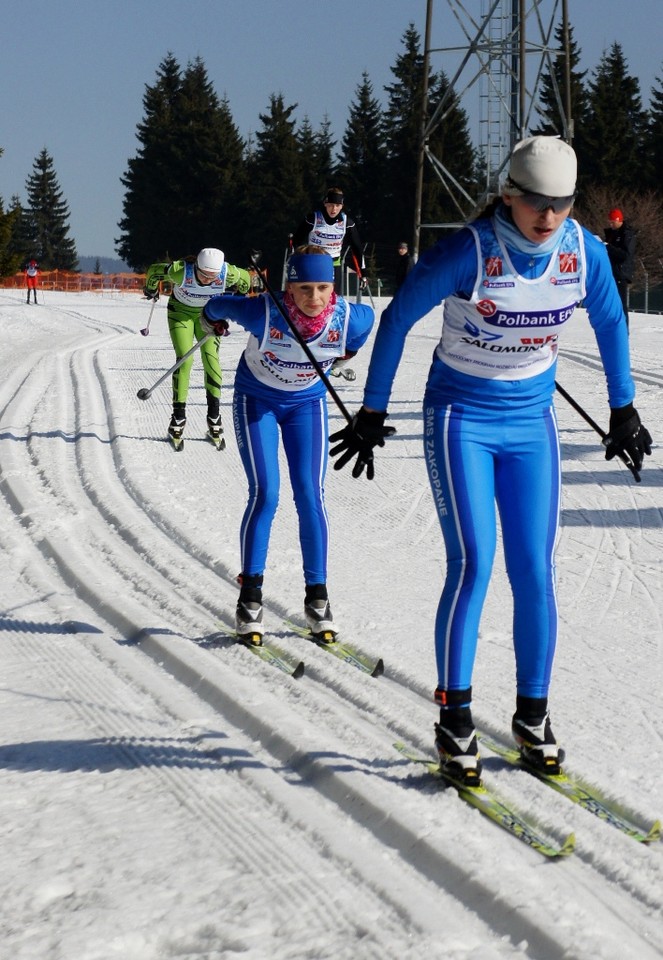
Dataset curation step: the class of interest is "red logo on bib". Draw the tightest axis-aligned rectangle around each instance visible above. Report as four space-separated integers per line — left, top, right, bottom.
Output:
559 253 577 273
485 256 503 277
476 299 497 317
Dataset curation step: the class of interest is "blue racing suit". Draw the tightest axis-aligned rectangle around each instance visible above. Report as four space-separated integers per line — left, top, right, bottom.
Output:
363 208 633 701
205 291 374 584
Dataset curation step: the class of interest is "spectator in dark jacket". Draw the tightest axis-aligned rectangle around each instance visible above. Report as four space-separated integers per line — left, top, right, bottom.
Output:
394 241 415 290
604 209 636 330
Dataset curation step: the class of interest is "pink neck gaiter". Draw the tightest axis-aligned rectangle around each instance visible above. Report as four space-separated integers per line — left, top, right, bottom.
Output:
284 290 337 339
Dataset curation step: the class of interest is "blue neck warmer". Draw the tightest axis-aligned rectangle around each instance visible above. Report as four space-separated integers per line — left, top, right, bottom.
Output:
493 203 565 258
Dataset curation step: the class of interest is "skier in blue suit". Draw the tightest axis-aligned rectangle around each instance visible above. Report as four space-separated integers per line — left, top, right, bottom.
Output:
202 247 374 642
330 136 652 783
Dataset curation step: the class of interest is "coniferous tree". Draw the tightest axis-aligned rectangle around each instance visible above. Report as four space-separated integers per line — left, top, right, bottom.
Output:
0 197 21 279
117 53 182 267
25 148 78 270
117 54 246 268
170 58 245 257
426 70 478 224
297 115 335 205
0 148 22 277
335 72 386 249
579 43 649 193
379 25 425 247
647 68 663 195
241 94 308 281
535 21 588 142
379 25 477 265
212 94 247 263
5 195 35 267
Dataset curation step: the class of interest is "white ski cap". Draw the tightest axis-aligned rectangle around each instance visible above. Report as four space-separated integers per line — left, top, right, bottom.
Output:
504 136 577 197
196 248 225 272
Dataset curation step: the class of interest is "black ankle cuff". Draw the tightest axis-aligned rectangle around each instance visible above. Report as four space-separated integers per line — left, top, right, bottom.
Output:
515 695 548 724
434 687 472 708
239 573 263 602
305 583 328 603
437 705 474 736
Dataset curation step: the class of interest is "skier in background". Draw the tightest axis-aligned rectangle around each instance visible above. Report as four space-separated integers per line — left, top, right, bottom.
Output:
329 136 652 785
200 247 374 642
143 248 251 449
293 187 366 294
25 260 39 304
293 187 367 384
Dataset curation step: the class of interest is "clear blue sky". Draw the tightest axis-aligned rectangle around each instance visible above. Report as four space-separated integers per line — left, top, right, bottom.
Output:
1 0 661 260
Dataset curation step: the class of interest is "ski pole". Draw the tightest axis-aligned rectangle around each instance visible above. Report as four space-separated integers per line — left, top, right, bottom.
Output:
137 334 214 400
554 380 641 482
281 234 294 289
250 253 353 425
140 297 158 336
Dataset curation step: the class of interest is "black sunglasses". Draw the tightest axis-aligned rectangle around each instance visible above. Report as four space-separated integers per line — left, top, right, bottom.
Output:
507 177 575 213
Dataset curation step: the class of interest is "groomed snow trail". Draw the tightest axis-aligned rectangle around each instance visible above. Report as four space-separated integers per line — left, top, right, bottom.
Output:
1 291 662 960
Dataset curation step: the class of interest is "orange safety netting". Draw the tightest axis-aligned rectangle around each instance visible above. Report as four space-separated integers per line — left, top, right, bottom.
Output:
1 267 265 295
0 271 146 292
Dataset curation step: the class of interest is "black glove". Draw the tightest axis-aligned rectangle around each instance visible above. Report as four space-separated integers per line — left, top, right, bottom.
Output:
143 287 159 301
329 408 396 480
604 404 652 472
201 312 230 336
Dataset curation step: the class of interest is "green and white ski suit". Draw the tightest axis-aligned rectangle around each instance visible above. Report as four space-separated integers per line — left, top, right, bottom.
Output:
144 258 251 416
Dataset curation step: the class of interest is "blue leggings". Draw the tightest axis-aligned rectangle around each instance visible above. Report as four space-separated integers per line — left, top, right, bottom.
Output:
232 391 330 584
423 402 560 699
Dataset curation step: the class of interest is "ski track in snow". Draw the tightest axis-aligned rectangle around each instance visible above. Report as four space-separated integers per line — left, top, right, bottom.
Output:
0 291 662 960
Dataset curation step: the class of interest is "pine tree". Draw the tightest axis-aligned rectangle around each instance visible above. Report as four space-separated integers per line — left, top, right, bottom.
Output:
335 72 386 248
378 25 477 266
0 147 22 278
5 195 35 268
241 94 307 281
117 54 246 268
117 53 183 267
169 58 244 256
297 115 335 204
647 69 663 195
579 43 649 193
425 70 478 225
535 21 588 141
25 149 78 270
0 197 21 279
212 95 247 265
379 25 425 247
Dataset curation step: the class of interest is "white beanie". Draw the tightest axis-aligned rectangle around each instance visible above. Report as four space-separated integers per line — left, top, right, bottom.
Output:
504 136 577 197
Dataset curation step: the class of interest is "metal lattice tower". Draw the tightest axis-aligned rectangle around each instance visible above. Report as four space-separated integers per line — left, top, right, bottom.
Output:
414 0 570 247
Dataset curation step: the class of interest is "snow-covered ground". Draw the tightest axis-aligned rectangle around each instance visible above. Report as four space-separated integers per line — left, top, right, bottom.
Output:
0 289 661 960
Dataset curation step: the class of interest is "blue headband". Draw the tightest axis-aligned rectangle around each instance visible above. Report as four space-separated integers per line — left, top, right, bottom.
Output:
286 253 334 283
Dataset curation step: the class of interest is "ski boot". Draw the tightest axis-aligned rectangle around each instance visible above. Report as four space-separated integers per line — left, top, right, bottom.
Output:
235 576 264 646
512 712 564 775
512 697 564 774
304 584 337 643
434 704 482 786
206 414 226 450
168 415 186 451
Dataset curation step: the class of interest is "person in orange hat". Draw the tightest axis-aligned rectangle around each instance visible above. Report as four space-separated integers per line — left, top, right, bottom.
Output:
604 209 636 330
